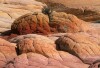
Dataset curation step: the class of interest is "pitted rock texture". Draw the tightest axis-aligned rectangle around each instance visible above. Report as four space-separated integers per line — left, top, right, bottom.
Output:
5 52 89 68
50 11 91 33
56 32 100 64
0 38 17 68
0 0 46 33
11 13 51 35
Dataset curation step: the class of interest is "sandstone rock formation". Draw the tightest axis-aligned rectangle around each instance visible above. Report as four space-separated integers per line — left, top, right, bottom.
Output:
11 34 61 60
7 34 90 68
56 32 100 64
9 34 62 60
5 52 89 68
11 13 51 35
0 38 17 68
0 0 46 33
10 11 92 35
49 11 91 33
0 0 100 68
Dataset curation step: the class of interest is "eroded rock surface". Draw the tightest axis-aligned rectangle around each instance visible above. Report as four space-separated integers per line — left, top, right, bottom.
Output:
56 32 100 64
11 13 51 35
50 11 91 33
0 38 17 68
5 52 89 68
10 11 92 35
6 34 90 68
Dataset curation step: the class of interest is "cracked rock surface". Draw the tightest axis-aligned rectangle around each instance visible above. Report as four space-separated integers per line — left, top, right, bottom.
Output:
11 13 51 35
50 11 91 33
8 34 89 68
5 51 89 68
56 32 100 64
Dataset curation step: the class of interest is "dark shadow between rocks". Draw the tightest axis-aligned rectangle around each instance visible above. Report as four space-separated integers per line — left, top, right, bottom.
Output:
0 30 18 41
1 30 11 36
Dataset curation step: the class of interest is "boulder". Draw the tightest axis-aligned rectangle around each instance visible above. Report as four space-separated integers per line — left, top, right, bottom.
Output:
49 11 91 33
0 38 17 68
56 32 100 64
9 34 61 60
11 13 51 35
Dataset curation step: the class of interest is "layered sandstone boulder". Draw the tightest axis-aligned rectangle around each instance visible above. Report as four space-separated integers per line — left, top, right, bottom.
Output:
0 38 17 68
11 13 51 35
56 32 100 64
11 11 92 35
9 34 58 57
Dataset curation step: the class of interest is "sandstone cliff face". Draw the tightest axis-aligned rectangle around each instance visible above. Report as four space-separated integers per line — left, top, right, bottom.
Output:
0 0 46 33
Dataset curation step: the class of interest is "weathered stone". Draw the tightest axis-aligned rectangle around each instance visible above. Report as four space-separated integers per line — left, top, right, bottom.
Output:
11 13 51 35
49 11 91 33
56 32 100 64
9 34 61 59
5 52 89 68
0 38 17 68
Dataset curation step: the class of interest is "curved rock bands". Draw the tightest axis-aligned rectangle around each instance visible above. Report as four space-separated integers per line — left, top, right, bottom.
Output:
6 34 89 68
1 31 100 68
5 52 89 68
11 13 51 35
11 11 91 35
56 32 100 64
